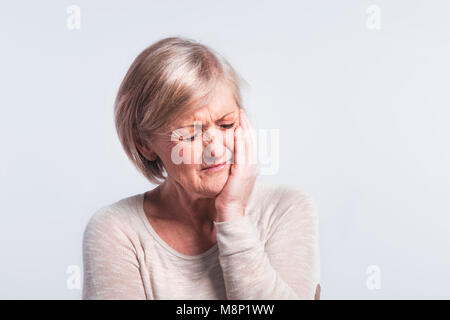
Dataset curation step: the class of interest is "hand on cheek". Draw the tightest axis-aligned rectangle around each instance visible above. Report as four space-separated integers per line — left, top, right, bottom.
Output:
215 109 259 222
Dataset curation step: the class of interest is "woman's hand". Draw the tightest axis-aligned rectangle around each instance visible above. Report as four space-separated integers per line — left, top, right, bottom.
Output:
214 109 259 222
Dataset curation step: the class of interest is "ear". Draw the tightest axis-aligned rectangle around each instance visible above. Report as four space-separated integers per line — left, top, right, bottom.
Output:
133 128 158 161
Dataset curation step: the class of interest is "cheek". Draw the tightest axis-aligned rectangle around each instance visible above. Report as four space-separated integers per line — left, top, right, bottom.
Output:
163 142 201 172
157 141 185 171
224 129 235 151
160 152 197 184
161 130 234 173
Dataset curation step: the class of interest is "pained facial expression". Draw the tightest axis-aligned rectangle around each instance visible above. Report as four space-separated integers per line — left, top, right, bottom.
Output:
149 82 239 197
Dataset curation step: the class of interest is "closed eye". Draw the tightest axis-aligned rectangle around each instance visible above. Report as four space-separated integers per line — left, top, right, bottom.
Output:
183 123 235 141
221 123 235 129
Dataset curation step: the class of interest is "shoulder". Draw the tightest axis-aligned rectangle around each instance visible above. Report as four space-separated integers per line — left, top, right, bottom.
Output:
277 183 318 218
250 181 317 216
248 181 318 234
83 193 144 247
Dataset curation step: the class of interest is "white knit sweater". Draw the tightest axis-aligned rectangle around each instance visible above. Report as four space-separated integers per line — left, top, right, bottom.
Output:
82 181 321 299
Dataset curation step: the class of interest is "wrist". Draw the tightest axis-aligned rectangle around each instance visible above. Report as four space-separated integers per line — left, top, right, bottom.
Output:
215 207 245 222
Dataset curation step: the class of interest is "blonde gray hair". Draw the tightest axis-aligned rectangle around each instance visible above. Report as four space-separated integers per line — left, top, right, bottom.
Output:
114 36 247 184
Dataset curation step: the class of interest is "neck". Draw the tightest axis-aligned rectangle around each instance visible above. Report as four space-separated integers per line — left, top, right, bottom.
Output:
156 178 218 229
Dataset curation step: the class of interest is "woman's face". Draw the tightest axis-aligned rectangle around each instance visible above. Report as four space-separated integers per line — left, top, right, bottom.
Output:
150 82 240 197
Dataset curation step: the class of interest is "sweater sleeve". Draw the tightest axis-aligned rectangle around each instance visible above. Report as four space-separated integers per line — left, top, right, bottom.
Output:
213 189 320 300
82 209 147 300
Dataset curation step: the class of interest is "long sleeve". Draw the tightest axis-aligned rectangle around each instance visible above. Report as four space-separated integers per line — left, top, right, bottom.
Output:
82 209 147 300
213 189 320 300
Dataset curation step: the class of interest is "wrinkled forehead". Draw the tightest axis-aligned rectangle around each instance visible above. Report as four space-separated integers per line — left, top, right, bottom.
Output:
170 82 240 129
177 106 239 128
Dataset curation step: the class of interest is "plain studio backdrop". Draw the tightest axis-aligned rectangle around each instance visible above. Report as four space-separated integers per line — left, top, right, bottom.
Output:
1 0 449 299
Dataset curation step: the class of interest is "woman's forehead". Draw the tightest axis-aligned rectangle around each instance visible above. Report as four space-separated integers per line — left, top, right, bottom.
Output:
175 105 239 128
177 81 239 124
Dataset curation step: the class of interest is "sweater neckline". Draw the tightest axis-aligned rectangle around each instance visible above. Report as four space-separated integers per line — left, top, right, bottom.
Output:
135 193 219 261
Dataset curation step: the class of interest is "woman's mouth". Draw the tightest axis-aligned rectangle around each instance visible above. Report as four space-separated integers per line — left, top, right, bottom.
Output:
201 161 227 172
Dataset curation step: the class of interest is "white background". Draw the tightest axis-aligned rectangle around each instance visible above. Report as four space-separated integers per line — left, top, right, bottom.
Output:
1 0 449 299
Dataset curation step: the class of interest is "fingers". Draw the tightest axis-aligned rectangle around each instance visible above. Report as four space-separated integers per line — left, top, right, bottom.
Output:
246 115 258 165
234 124 245 167
239 109 258 166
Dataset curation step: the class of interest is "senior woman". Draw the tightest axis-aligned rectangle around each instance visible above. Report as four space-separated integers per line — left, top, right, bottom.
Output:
82 37 321 300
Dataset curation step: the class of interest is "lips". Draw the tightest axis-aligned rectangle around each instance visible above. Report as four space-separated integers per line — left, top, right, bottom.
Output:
201 161 227 170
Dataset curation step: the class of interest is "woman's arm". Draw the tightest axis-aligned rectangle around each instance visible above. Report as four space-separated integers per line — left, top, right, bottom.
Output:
213 189 321 300
82 209 147 299
213 110 321 299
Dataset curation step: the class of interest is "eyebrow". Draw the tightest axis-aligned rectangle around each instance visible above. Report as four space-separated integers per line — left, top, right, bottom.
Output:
177 111 237 128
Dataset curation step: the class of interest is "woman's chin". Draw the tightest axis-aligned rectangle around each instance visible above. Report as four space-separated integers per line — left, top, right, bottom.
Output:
198 173 229 196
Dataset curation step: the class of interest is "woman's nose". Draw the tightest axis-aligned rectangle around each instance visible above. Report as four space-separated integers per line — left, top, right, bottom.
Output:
203 128 225 159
